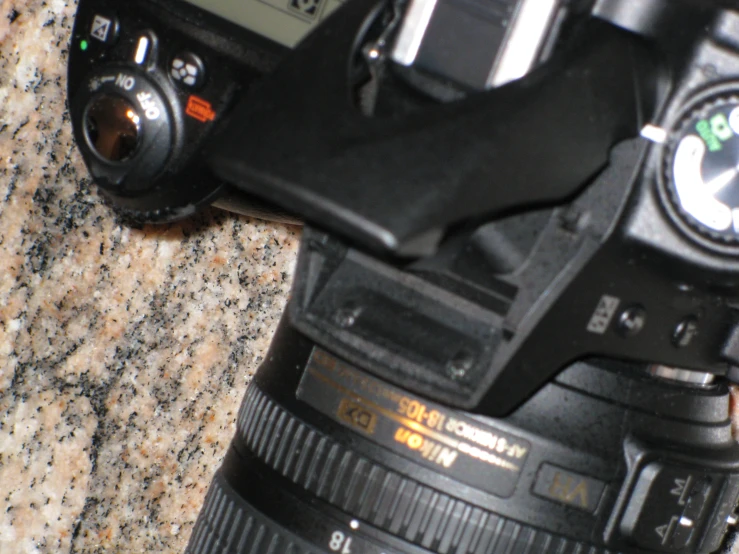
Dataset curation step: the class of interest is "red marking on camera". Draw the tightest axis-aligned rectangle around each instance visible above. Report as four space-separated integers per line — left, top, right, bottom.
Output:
186 95 216 123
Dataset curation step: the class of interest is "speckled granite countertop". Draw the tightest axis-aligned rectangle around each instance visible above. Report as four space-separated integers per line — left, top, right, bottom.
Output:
0 1 299 552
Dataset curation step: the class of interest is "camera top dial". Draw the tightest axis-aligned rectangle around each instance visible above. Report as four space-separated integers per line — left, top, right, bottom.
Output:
666 94 739 246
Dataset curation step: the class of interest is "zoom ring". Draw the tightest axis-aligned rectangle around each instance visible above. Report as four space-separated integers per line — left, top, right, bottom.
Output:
187 470 318 554
234 384 618 554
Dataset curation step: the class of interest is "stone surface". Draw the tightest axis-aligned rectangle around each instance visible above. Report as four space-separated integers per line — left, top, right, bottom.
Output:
0 1 299 552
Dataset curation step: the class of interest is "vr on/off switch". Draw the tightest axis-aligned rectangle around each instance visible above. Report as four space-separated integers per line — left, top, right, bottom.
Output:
619 462 726 552
170 52 206 89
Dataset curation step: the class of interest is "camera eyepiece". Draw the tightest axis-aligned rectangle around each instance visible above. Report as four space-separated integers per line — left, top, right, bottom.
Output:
84 94 142 163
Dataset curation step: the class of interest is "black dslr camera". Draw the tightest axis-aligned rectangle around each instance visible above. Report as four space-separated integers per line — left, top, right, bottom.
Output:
69 0 739 552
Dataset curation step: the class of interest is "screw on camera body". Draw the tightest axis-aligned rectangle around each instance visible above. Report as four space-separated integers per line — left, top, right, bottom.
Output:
447 350 474 380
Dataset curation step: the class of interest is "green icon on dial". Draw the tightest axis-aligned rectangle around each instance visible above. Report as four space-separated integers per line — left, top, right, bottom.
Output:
670 99 739 241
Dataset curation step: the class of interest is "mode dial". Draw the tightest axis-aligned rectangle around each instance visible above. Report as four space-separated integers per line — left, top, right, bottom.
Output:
666 95 739 245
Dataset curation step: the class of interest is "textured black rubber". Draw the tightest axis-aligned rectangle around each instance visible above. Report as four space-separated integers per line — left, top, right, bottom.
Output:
220 383 617 554
186 323 739 554
187 470 318 554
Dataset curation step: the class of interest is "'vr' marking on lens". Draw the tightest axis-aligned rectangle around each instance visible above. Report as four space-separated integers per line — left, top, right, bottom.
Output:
548 472 589 508
533 464 606 513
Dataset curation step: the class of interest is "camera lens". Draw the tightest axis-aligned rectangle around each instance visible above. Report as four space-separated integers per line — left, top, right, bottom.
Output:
84 94 141 163
187 321 739 554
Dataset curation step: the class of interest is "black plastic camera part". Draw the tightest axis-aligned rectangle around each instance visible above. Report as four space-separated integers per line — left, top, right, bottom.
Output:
206 0 739 418
208 0 661 257
67 0 291 222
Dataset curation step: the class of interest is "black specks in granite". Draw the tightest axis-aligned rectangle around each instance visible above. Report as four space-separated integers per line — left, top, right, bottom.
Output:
12 118 30 139
0 1 301 552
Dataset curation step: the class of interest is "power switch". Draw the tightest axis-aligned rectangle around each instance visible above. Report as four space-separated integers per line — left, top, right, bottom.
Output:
619 463 721 552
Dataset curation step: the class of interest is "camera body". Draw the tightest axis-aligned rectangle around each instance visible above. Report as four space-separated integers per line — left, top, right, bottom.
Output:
67 0 739 553
67 0 322 221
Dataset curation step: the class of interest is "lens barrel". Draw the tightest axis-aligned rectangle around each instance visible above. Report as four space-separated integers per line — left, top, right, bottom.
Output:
187 321 739 554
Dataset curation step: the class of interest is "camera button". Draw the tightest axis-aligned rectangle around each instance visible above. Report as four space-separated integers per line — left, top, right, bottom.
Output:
89 13 119 46
170 52 206 90
132 34 155 66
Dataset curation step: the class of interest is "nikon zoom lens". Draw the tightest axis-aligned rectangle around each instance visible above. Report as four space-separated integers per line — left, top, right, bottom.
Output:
186 321 739 554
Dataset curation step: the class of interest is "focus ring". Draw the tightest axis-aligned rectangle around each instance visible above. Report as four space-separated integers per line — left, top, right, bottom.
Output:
186 470 318 554
234 384 617 554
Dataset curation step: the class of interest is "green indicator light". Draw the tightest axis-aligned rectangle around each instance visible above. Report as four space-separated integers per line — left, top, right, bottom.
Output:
80 40 89 51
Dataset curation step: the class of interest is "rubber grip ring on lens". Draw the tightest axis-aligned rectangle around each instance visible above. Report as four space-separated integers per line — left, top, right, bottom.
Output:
232 385 616 554
186 471 319 554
